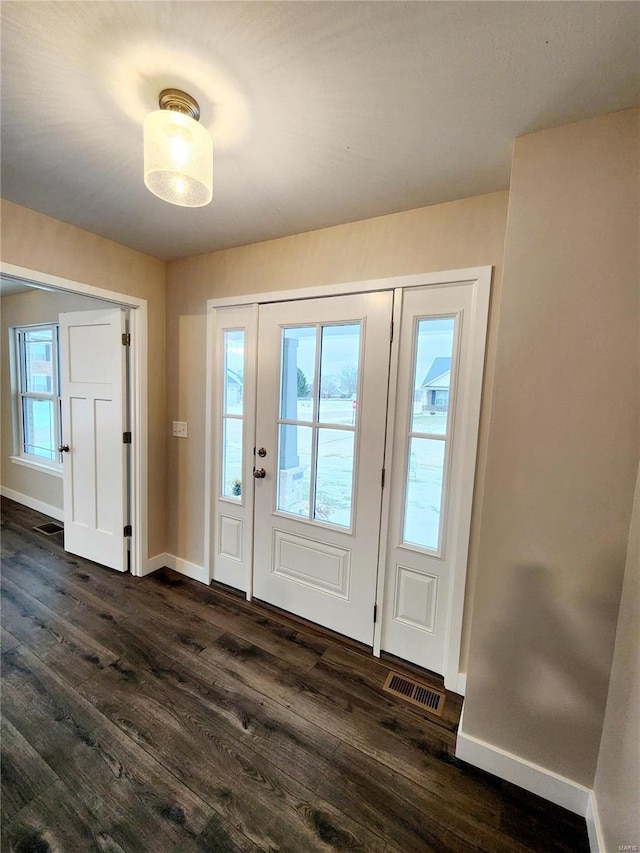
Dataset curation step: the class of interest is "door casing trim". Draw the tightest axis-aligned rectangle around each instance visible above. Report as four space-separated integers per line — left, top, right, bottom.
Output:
1 261 148 576
205 266 492 690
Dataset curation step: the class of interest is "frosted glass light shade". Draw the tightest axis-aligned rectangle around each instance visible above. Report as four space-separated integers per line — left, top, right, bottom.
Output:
144 109 213 207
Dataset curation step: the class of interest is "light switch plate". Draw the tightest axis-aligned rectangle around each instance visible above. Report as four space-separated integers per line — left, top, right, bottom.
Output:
172 421 188 438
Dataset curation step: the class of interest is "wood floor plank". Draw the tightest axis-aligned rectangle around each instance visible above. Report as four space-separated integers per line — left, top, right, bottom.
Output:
77 637 341 787
0 497 590 853
313 642 460 737
77 654 387 852
318 643 463 729
143 569 331 669
1 644 257 853
314 741 546 853
0 717 59 824
2 556 226 671
0 626 20 654
2 551 130 624
498 782 590 853
0 575 118 687
205 625 492 819
2 779 107 853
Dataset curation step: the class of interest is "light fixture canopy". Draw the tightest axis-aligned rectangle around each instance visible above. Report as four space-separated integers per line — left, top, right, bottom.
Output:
144 88 213 207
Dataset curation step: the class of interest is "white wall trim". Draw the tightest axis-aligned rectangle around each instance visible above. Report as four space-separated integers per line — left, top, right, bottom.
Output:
1 486 64 522
456 715 591 816
585 792 605 853
454 672 467 696
1 262 148 577
9 456 63 478
148 552 209 585
206 266 492 310
143 552 169 576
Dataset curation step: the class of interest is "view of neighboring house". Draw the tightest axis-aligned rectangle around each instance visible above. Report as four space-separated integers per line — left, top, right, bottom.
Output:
418 356 451 413
225 367 243 404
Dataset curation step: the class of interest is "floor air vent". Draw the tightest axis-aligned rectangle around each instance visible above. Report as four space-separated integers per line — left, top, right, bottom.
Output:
383 671 445 716
33 522 64 536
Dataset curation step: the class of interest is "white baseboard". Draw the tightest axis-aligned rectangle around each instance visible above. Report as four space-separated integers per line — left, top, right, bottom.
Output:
455 672 467 696
455 715 591 816
145 552 209 585
0 486 64 522
585 791 604 853
172 554 209 584
142 553 169 576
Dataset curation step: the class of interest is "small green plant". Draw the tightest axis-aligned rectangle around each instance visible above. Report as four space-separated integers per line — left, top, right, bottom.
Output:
231 478 242 497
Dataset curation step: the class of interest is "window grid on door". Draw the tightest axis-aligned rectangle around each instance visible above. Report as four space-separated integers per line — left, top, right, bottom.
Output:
220 329 245 502
276 322 362 530
401 315 459 556
14 324 62 466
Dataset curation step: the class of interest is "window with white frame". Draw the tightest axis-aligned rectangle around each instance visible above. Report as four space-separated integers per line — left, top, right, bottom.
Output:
12 324 62 468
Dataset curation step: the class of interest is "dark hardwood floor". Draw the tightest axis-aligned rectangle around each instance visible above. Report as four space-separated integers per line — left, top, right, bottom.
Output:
1 497 589 852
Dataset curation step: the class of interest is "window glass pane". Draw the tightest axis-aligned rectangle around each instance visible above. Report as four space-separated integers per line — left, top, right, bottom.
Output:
403 438 446 551
318 324 360 425
23 328 54 394
221 417 243 499
277 424 311 517
22 398 56 461
223 330 244 415
314 428 354 527
280 327 316 422
412 317 455 435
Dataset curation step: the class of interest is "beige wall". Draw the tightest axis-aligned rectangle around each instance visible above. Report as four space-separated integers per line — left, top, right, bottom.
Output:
0 201 167 557
1 288 114 511
166 191 510 649
593 462 640 850
464 108 640 787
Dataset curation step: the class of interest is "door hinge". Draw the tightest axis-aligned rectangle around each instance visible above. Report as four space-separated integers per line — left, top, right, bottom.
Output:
390 320 394 342
381 467 385 489
122 332 131 346
373 604 378 624
123 524 132 537
123 431 132 444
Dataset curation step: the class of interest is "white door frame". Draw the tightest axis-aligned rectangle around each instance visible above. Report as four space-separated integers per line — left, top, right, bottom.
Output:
205 266 491 691
1 261 148 576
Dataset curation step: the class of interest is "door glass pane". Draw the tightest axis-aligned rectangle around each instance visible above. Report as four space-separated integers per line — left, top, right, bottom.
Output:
22 398 56 461
403 438 446 551
318 324 361 424
412 317 455 435
280 327 316 422
277 424 311 517
223 330 244 415
23 328 54 394
314 428 354 527
221 417 243 499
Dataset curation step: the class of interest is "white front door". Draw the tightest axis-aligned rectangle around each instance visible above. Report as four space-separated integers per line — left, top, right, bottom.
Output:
59 308 128 572
253 292 392 644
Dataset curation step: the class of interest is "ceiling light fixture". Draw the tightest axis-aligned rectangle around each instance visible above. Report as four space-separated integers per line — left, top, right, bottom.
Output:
143 88 213 207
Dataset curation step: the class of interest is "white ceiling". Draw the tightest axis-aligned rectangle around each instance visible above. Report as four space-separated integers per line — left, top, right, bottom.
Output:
1 2 638 262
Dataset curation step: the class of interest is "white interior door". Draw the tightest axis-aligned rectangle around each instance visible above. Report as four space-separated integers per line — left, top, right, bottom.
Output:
253 292 392 644
59 308 128 572
380 282 487 678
